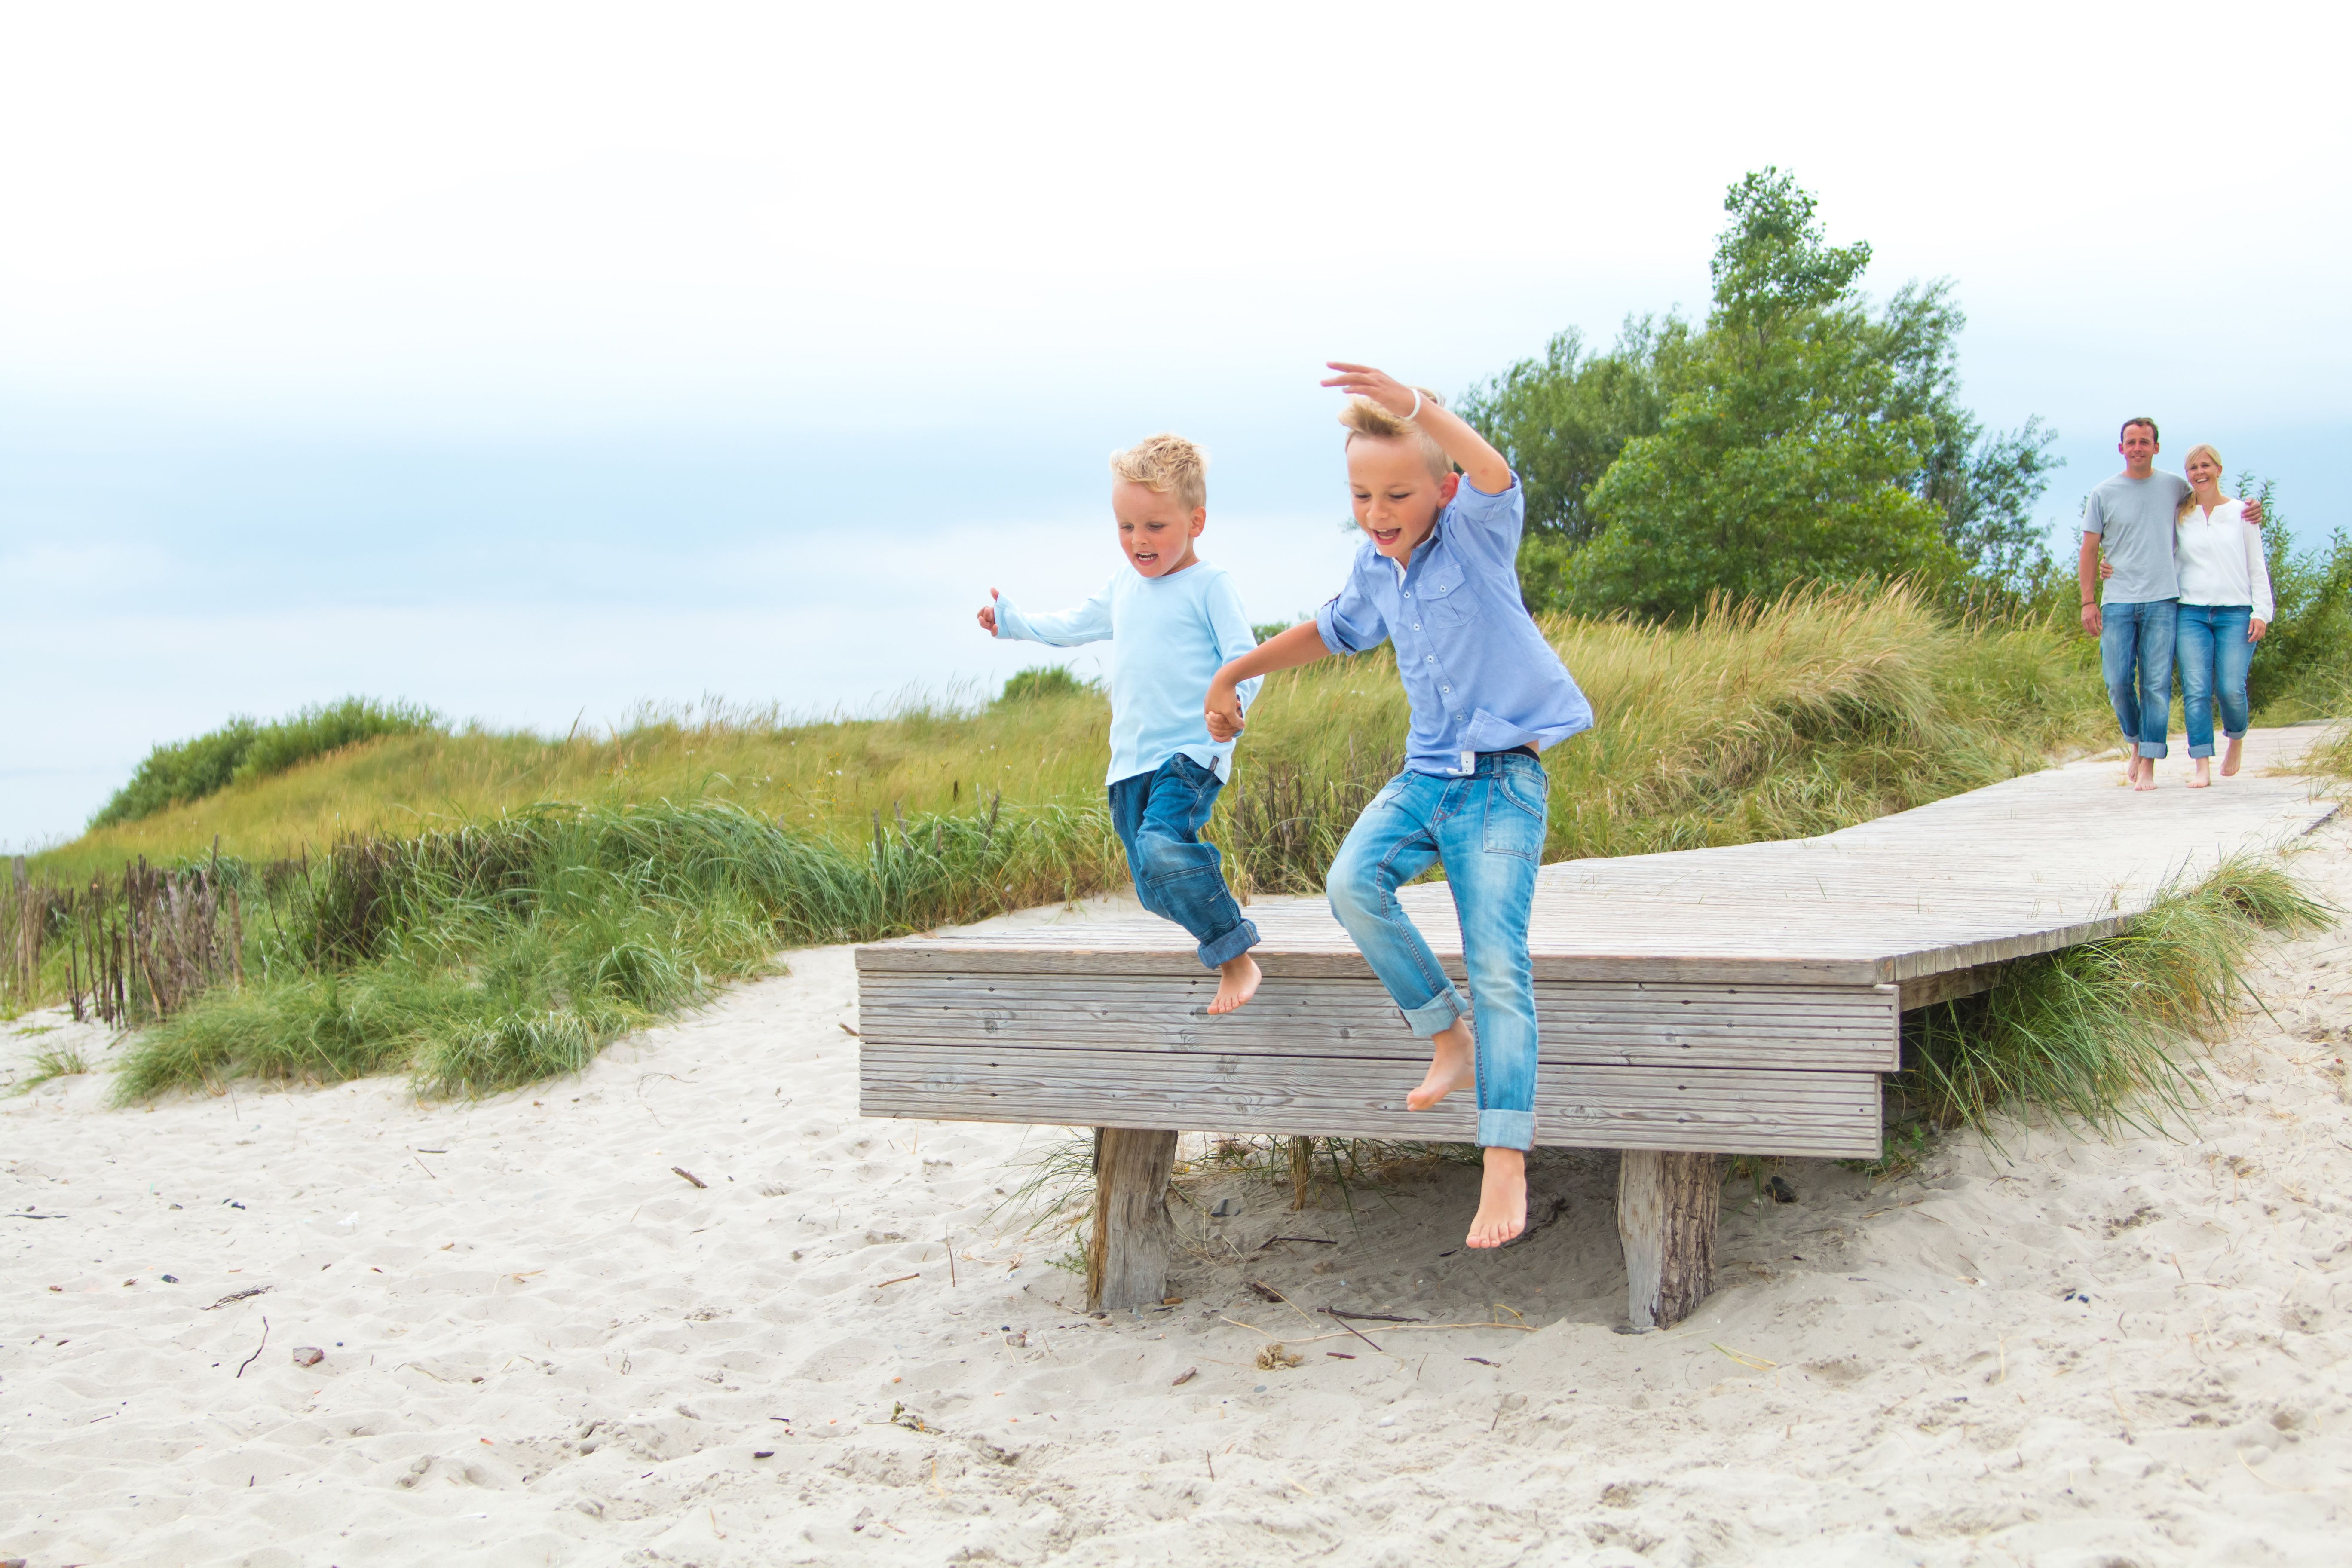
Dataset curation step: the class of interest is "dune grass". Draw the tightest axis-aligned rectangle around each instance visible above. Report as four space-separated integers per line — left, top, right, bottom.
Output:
1899 858 2335 1142
39 583 2107 885
21 582 2156 1101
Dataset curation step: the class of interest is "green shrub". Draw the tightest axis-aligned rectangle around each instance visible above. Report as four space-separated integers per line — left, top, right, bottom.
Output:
89 698 442 829
996 665 1095 704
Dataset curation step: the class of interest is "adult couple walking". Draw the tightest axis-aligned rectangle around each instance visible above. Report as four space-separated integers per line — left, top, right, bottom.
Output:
2079 417 2273 790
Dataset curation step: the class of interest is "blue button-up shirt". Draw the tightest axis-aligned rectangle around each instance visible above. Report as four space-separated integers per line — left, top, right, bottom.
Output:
1315 478 1593 777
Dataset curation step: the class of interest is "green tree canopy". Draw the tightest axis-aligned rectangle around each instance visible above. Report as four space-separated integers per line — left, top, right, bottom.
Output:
1470 168 2059 620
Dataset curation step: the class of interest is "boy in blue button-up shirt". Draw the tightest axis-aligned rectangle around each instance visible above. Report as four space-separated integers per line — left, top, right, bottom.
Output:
1206 364 1592 1249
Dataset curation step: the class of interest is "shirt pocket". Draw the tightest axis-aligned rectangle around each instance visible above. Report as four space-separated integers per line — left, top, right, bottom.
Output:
1418 558 1473 628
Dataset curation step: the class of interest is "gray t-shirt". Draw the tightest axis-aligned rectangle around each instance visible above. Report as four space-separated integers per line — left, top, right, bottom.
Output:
2084 471 2193 604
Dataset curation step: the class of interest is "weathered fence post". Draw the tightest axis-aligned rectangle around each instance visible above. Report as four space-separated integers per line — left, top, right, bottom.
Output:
1086 1127 1180 1312
1617 1149 1721 1330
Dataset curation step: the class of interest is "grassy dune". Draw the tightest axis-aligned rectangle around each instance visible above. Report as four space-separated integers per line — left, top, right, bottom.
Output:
12 585 2147 1103
38 584 2108 886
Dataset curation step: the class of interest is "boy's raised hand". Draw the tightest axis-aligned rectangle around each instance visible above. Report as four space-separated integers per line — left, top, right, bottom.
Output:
976 588 1000 636
1320 361 1417 418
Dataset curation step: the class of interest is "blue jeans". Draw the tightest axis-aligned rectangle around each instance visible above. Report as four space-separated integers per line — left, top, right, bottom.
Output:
1107 754 1259 968
2099 598 2177 759
1325 752 1547 1151
2175 603 2255 758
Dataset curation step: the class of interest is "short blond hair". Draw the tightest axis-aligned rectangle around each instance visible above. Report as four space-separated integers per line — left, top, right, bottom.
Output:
1339 394 1451 480
1109 433 1207 511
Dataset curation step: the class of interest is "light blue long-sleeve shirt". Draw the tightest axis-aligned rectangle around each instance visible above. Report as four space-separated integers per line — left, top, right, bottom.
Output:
1316 477 1593 777
993 562 1262 786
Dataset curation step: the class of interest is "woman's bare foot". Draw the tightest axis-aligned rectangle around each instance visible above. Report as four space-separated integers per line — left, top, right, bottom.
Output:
1406 1019 1476 1110
2223 735 2244 777
1467 1147 1528 1249
1207 953 1261 1015
2188 757 2212 789
2132 756 2159 792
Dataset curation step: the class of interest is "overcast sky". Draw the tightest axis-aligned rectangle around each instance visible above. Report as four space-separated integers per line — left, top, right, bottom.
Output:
4 1 2347 847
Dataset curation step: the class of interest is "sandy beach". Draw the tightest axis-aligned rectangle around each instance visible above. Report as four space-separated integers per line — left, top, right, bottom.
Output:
7 815 2352 1567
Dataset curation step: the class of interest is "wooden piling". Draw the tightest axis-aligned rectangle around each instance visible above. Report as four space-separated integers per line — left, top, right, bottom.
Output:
1617 1149 1721 1331
1085 1127 1179 1312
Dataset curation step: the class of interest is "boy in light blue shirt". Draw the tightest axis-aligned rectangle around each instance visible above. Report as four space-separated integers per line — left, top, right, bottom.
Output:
1206 364 1593 1250
977 434 1267 1013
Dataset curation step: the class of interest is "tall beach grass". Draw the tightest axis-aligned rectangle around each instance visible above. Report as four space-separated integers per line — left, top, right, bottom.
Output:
12 583 2163 1101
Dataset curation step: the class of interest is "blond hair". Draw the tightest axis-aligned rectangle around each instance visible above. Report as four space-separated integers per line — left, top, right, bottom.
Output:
1109 433 1207 511
2177 442 2225 521
1339 394 1451 480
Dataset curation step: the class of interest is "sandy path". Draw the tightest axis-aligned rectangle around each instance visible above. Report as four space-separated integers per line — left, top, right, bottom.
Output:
6 823 2352 1567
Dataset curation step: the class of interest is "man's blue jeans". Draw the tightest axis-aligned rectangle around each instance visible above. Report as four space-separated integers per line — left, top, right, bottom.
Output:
1325 752 1547 1151
2175 602 2255 758
1107 754 1258 969
2099 598 2177 759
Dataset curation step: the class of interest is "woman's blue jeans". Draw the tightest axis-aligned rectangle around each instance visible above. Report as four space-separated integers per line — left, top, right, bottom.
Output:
2175 603 2255 758
1325 752 1547 1151
2099 598 2177 759
1107 754 1259 968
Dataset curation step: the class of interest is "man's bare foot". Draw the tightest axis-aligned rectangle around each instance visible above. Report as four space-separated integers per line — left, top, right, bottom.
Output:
1467 1147 1528 1249
1207 953 1261 1015
2223 735 2244 777
2133 756 2159 791
2119 752 2138 787
2189 757 2212 789
1406 1018 1476 1110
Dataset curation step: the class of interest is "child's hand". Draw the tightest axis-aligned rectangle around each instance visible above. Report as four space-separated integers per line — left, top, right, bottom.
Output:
976 588 1000 636
1320 361 1417 419
1204 676 1245 742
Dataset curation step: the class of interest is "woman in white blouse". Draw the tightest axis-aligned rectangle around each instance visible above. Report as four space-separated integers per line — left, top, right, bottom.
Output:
2173 443 2273 787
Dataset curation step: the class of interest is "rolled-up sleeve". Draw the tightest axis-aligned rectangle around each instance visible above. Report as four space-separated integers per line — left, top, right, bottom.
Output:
1316 556 1388 656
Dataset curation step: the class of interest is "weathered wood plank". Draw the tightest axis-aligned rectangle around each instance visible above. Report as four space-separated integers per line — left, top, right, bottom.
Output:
861 974 1900 1071
859 1045 1883 1157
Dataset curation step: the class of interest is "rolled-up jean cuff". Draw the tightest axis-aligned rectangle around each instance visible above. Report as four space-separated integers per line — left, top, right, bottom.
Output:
2188 742 2215 759
1195 918 1260 970
1400 986 1468 1038
2137 740 2168 759
1478 1109 1535 1151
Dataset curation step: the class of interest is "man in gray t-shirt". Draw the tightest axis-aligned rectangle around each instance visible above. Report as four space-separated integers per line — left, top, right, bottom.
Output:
2079 418 2190 788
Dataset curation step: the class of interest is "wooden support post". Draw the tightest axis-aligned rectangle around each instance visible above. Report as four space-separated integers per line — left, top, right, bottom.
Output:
1616 1149 1721 1330
1086 1127 1179 1312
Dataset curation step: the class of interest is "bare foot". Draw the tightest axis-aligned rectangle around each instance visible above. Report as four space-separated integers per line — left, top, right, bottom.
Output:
2223 735 2244 777
2119 751 2138 787
2132 757 2159 792
1467 1147 1528 1249
1207 953 1261 1015
2188 758 2212 789
1406 1018 1476 1110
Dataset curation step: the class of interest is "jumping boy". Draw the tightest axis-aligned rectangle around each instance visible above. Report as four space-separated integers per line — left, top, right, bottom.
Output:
977 434 1265 1014
1204 364 1592 1248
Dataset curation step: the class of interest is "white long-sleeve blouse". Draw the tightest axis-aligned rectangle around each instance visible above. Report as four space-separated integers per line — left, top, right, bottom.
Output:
2175 498 2275 623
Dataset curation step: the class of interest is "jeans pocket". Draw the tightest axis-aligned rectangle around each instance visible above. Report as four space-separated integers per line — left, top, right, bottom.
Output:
1481 773 1545 860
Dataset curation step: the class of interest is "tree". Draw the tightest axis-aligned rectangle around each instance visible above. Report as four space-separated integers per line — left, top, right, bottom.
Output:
1564 170 1953 619
1476 168 2061 618
1458 316 1689 548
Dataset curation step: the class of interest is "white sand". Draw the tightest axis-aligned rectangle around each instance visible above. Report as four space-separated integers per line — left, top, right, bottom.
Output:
7 821 2352 1567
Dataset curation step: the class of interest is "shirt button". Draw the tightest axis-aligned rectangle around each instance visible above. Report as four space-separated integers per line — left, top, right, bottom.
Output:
1425 655 1435 663
1412 623 1421 631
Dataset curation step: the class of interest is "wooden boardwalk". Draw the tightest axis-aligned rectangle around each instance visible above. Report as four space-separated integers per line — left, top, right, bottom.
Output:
854 726 2338 1320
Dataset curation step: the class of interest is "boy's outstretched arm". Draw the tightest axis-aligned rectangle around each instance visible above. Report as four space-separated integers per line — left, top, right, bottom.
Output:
1322 362 1512 494
1206 622 1329 741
